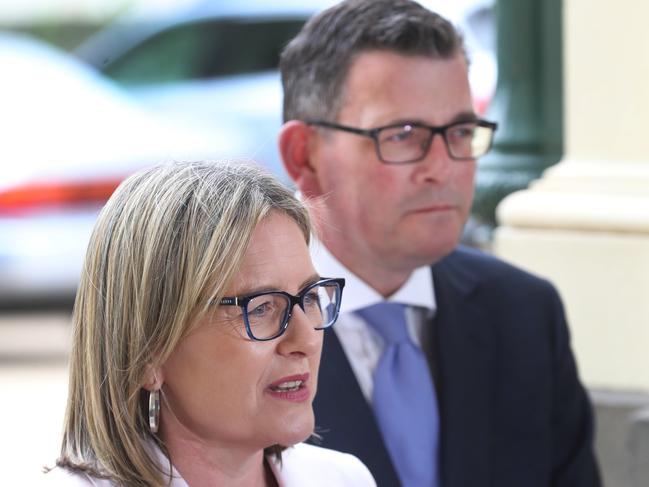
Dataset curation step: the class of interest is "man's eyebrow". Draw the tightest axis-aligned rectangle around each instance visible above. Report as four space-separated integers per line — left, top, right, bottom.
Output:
388 112 479 127
450 111 480 123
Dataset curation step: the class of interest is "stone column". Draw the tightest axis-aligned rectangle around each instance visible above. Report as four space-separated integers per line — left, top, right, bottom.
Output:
493 0 649 392
473 0 563 227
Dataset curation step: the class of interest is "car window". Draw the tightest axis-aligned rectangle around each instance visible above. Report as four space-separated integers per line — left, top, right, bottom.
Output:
104 18 305 85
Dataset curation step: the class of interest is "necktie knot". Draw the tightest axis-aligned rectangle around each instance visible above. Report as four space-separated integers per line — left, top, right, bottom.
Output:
356 302 410 344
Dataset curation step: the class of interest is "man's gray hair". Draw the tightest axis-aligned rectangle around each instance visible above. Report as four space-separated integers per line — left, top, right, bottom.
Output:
280 0 466 122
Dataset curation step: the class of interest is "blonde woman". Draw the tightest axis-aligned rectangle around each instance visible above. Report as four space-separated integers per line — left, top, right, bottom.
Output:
45 161 375 486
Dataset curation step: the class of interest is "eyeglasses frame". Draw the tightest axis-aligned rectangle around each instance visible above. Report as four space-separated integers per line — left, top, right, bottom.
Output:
219 277 346 341
305 118 498 164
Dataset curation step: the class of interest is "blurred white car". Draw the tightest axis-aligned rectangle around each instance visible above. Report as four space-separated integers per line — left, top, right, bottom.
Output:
76 0 495 160
0 0 495 306
0 33 251 306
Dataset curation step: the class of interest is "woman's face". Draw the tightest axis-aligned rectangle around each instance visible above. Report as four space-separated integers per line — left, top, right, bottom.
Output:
159 211 323 453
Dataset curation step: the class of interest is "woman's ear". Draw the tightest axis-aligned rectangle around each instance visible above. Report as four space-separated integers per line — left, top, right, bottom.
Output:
279 120 321 195
142 364 163 392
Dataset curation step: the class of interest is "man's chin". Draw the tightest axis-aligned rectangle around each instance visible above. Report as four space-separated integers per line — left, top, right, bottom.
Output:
409 235 461 266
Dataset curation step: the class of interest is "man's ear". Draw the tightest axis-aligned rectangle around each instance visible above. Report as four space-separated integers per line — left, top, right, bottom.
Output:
279 120 320 194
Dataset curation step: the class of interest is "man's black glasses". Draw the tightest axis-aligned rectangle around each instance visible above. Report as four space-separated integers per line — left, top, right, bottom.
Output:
305 119 498 164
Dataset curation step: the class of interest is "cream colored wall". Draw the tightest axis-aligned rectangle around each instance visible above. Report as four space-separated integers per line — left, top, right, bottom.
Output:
493 0 649 391
564 0 649 161
495 228 649 390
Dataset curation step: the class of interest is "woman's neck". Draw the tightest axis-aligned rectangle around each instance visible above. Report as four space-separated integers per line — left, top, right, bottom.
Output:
162 435 270 487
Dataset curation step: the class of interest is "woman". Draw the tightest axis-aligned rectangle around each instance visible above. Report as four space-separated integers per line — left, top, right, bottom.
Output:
45 161 375 486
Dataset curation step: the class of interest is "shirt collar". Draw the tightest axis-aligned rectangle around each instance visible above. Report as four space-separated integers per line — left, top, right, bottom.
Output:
309 238 436 313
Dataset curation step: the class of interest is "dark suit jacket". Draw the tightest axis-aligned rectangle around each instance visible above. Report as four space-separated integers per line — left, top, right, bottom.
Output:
310 246 601 487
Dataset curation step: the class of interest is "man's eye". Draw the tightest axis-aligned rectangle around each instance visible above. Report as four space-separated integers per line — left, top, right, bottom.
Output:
383 129 414 143
449 124 476 139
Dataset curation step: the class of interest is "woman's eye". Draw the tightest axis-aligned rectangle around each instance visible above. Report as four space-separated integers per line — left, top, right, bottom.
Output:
303 291 321 308
249 301 272 317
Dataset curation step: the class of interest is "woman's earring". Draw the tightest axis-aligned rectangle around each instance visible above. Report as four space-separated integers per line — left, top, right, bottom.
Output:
149 389 160 433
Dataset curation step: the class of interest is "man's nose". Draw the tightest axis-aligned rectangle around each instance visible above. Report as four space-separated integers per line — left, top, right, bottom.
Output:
413 133 453 183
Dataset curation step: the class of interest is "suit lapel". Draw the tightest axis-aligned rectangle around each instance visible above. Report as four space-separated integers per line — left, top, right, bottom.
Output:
432 249 496 487
311 328 401 487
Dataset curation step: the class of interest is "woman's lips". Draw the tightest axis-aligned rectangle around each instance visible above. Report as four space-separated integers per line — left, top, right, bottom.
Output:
266 373 311 403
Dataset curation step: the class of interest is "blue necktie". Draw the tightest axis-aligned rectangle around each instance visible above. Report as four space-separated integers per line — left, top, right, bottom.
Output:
357 302 440 487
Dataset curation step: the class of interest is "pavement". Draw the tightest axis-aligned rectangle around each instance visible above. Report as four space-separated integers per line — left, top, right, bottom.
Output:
0 312 70 486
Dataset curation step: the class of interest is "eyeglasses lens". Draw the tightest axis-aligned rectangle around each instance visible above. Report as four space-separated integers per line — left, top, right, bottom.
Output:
377 122 493 163
469 125 493 158
245 282 340 340
378 125 429 163
306 282 340 330
246 293 291 340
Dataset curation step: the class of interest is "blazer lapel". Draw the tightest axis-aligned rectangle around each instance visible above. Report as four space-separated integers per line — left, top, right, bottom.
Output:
311 328 400 487
432 249 496 487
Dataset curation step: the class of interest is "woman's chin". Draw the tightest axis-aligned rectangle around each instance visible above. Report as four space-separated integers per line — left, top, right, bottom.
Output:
272 412 315 447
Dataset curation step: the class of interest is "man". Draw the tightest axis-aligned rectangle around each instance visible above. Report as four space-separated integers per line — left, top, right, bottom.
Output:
278 1 600 486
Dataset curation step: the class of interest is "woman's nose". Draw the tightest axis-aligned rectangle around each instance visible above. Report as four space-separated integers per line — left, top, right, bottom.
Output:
276 307 323 357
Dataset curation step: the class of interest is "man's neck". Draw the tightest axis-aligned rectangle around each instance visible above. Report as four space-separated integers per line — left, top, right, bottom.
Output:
322 236 413 299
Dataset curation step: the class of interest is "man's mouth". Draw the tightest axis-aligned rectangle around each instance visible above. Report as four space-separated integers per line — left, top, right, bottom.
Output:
411 203 455 214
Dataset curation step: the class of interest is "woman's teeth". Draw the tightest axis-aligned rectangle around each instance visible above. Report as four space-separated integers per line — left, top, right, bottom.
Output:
271 380 303 392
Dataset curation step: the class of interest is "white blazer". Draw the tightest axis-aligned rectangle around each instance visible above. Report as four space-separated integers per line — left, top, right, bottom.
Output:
42 443 376 487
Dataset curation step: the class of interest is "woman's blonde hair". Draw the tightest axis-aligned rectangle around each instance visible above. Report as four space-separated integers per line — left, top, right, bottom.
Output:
57 161 310 486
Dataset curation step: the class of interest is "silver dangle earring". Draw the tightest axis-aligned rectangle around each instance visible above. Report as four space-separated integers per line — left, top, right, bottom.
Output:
149 389 160 433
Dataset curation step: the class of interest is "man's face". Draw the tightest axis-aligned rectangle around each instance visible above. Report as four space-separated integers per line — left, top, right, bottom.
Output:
306 51 476 277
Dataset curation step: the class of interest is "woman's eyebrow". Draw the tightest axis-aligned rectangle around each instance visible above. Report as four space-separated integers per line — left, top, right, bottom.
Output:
232 285 277 297
299 274 322 291
231 273 321 297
